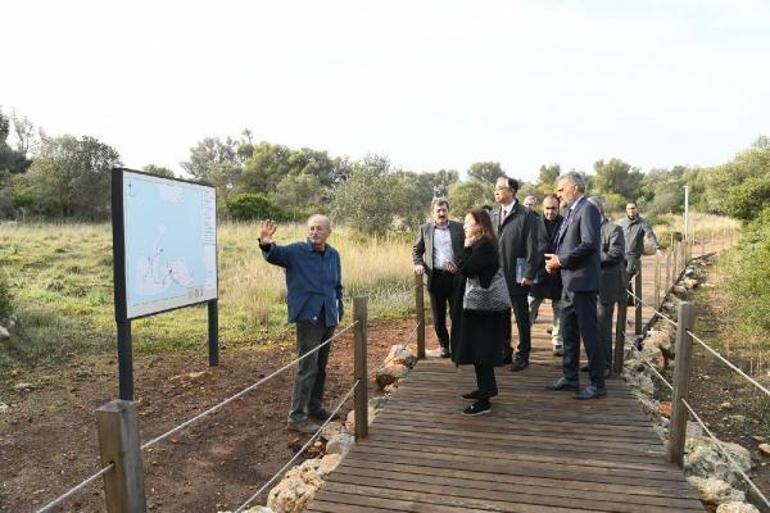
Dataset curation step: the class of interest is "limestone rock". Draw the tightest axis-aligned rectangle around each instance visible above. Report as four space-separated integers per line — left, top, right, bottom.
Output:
645 330 672 357
758 443 770 456
685 436 752 486
0 325 9 340
320 421 345 441
672 285 688 297
266 474 317 513
0 402 9 414
369 395 388 412
375 363 409 389
716 502 760 513
13 382 34 391
683 277 699 290
640 343 665 370
317 454 342 477
657 401 672 418
384 344 417 368
687 476 745 505
687 421 704 438
326 433 355 458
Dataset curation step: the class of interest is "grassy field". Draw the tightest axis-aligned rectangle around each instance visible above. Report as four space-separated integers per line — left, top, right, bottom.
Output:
0 221 416 369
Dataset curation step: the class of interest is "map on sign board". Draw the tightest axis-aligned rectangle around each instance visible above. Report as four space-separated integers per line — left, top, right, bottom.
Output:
121 170 217 319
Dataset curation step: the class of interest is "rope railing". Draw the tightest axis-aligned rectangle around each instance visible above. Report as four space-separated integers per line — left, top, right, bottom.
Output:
141 320 359 451
36 464 114 513
680 398 770 509
626 288 678 329
34 319 360 513
626 335 674 392
233 380 359 513
686 330 770 399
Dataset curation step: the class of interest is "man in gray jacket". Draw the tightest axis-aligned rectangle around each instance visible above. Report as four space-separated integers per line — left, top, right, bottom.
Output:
588 197 626 376
620 201 661 283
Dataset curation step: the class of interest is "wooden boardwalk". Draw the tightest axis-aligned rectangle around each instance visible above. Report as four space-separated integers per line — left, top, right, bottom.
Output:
307 252 707 513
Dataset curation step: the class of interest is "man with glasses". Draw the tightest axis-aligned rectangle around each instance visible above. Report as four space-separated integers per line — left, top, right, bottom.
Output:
528 194 564 356
490 176 539 371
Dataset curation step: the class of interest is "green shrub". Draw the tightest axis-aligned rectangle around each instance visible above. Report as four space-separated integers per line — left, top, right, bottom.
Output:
0 276 12 318
723 176 770 221
226 193 288 221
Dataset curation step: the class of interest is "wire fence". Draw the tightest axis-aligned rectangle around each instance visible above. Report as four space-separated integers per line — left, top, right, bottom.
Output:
35 319 360 513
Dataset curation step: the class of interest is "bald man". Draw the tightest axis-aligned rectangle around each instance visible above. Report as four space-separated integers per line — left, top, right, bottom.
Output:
259 214 344 434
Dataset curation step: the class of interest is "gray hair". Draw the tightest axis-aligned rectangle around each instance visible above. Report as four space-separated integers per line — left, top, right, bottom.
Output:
558 171 586 192
587 196 606 218
307 214 332 230
431 197 450 210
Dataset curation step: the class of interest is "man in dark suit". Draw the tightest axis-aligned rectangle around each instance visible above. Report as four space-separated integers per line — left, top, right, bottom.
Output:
588 197 626 377
413 197 465 358
545 172 606 399
490 177 539 371
529 194 564 356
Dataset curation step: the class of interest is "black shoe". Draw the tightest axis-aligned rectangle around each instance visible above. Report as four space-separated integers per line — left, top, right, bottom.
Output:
439 346 451 358
546 377 579 391
308 408 340 421
604 367 612 379
552 347 563 357
461 390 498 400
575 384 607 400
461 401 491 416
580 364 589 372
501 351 513 365
510 358 529 372
546 326 553 335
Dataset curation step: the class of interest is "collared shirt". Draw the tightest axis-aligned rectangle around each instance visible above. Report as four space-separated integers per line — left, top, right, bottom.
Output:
432 223 454 270
619 216 660 258
555 195 584 250
499 199 517 222
260 239 343 326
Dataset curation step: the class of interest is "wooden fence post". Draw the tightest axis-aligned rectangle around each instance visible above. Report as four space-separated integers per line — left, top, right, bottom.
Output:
672 241 679 282
654 259 661 309
634 267 643 338
613 298 627 375
96 400 147 513
665 247 672 292
353 296 369 440
415 273 426 359
668 302 695 466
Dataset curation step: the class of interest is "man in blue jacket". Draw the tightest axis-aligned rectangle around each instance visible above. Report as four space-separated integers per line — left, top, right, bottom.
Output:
544 172 606 399
259 214 344 433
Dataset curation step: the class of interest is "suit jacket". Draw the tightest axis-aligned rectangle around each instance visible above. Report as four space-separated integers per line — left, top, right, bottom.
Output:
556 196 601 294
490 202 539 297
412 220 465 289
531 214 563 301
599 220 626 304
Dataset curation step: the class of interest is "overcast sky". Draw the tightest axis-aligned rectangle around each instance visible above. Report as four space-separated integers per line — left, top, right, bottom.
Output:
3 0 769 181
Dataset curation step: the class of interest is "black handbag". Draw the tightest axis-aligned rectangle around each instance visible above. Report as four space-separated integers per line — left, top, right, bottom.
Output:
463 269 512 312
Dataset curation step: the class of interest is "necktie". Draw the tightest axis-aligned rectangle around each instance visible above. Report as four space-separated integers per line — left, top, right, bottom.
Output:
500 208 507 229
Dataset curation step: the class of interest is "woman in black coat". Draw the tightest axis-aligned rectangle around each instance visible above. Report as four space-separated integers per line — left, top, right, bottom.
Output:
450 208 507 416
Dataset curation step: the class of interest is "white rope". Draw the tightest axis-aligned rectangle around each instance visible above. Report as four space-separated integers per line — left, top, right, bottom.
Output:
680 398 770 509
36 464 114 513
625 288 678 329
626 336 674 392
687 330 770 399
141 320 358 450
233 380 359 513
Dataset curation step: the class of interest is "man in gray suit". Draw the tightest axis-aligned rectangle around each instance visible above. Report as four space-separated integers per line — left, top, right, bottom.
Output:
620 201 662 294
545 172 605 399
490 177 539 371
588 197 626 377
413 197 465 358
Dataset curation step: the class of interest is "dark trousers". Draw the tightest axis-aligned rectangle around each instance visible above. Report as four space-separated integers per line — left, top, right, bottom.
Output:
504 294 531 361
561 291 605 387
429 270 455 348
289 317 335 423
474 363 497 401
597 300 616 370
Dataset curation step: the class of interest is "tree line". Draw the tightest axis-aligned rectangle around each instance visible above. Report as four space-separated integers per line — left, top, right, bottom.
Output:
1 105 769 232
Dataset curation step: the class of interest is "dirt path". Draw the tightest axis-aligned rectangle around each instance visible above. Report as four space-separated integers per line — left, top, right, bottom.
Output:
0 316 434 513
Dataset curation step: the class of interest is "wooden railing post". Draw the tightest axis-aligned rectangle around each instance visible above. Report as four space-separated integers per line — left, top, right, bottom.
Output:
665 247 672 291
613 298 627 375
653 259 661 309
672 241 679 282
96 400 147 513
634 266 643 338
668 302 695 466
353 296 369 440
415 273 426 359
